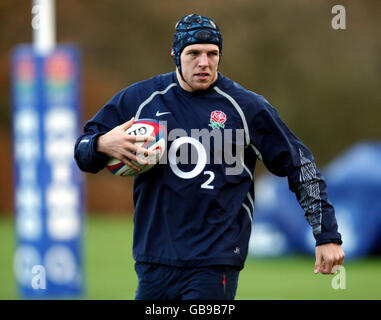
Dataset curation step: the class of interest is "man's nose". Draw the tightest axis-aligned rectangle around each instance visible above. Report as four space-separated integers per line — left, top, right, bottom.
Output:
198 53 209 67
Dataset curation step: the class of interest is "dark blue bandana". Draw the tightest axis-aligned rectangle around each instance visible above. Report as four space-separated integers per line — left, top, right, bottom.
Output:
171 14 223 77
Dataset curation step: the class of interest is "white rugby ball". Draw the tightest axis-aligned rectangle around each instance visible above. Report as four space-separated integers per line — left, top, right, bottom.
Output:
106 119 167 177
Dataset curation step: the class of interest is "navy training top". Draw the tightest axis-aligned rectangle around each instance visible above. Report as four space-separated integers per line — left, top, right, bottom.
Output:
74 71 342 269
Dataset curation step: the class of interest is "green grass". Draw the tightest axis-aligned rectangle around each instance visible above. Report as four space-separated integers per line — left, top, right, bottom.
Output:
1 215 380 300
237 256 381 299
85 215 137 299
0 217 15 299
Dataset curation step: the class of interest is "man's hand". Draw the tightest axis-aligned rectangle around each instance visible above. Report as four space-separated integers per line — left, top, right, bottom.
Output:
314 242 345 274
96 117 155 171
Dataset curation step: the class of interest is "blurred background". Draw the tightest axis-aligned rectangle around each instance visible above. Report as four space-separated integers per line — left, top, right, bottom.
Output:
0 0 380 299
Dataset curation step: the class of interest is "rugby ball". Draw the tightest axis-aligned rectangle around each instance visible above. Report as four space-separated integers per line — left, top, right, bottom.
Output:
106 119 167 177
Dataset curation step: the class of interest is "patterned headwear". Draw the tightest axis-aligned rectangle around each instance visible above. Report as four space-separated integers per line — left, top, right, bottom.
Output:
171 14 223 78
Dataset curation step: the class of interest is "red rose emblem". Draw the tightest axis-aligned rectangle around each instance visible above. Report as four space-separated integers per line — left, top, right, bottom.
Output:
211 111 226 124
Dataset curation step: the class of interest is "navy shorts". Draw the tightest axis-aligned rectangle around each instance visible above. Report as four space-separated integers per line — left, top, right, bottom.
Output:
134 262 240 300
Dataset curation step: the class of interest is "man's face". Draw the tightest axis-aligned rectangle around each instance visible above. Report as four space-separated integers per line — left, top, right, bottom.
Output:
177 43 220 92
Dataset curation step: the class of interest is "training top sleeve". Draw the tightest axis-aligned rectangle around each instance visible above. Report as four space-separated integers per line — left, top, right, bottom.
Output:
74 88 135 173
248 95 342 246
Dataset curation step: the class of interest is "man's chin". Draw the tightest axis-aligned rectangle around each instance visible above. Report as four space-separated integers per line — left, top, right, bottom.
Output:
194 85 210 91
191 81 213 91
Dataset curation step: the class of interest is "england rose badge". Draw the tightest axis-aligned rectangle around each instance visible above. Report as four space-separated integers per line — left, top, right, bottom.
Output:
209 110 226 129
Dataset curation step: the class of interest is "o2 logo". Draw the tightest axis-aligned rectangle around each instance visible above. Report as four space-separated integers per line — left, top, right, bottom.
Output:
168 137 215 190
166 126 248 188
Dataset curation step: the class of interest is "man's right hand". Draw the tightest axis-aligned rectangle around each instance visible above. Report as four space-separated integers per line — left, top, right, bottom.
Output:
96 117 156 171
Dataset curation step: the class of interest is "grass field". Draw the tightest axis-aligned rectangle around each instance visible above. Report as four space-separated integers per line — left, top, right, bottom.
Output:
1 215 380 300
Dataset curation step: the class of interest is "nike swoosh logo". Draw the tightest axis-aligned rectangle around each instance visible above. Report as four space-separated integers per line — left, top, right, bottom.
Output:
156 111 171 117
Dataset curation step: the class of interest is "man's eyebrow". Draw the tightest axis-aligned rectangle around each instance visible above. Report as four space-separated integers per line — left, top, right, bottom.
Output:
185 48 219 54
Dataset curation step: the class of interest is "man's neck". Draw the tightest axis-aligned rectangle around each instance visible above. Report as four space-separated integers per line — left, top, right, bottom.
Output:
175 69 218 92
176 69 193 92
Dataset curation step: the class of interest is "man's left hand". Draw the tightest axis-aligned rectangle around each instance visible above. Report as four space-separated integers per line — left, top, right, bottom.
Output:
314 243 345 274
